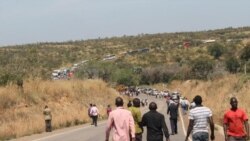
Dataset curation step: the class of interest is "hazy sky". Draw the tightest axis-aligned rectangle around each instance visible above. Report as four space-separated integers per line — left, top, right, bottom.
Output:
0 0 250 46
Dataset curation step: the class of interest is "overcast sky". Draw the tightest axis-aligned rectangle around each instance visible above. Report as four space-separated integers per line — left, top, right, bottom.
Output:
0 0 250 46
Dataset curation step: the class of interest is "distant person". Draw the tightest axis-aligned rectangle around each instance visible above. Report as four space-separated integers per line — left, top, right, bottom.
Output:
141 99 145 107
127 100 133 108
88 103 94 125
106 105 112 117
171 91 180 108
180 97 189 115
189 100 196 110
223 97 249 141
43 105 52 132
166 95 171 108
145 99 148 106
167 98 179 135
141 102 170 141
128 98 143 141
185 95 215 141
105 97 135 141
90 104 99 127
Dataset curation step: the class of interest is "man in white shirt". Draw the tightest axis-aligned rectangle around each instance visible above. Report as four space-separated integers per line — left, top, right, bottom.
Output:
185 95 215 141
90 104 99 127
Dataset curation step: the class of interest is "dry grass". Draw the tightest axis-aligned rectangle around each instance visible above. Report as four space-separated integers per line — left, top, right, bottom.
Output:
166 74 250 125
0 79 121 140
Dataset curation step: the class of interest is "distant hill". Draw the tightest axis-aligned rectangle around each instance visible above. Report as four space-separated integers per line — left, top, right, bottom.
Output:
0 26 250 86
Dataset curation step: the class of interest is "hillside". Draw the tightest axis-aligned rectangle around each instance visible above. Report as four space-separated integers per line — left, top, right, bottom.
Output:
0 27 250 86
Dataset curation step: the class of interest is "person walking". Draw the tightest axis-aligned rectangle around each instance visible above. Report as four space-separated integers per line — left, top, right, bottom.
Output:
189 100 196 110
127 100 133 108
88 103 94 125
223 97 249 141
180 97 189 115
105 97 135 141
43 105 52 132
141 102 170 141
90 104 99 127
167 98 179 135
128 98 143 141
106 104 112 117
185 95 215 141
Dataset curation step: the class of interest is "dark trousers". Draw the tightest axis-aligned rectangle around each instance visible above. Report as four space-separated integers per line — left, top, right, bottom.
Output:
228 136 246 141
92 115 98 126
45 120 52 132
90 116 94 124
135 133 142 141
170 118 178 134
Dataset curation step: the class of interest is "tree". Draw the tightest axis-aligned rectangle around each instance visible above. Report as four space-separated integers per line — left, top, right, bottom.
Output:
208 43 224 59
112 69 138 86
191 58 214 80
225 57 240 73
240 44 250 74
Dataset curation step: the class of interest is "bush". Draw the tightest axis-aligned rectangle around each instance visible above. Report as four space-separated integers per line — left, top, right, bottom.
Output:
240 44 250 61
191 58 214 80
226 57 240 73
112 68 139 86
140 67 161 85
240 44 250 74
208 43 225 59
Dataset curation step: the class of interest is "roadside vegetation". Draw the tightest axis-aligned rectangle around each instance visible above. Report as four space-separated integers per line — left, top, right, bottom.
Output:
0 27 250 140
0 79 120 140
159 74 250 127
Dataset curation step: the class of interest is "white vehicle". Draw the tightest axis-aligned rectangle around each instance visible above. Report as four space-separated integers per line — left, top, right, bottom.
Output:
51 69 63 80
52 69 61 77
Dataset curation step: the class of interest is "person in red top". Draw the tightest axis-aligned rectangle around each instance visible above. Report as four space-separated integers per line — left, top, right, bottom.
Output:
223 97 249 141
106 104 112 116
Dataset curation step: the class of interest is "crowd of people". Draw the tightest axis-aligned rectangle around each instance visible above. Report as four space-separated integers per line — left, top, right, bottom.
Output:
43 90 249 141
105 97 170 141
102 93 249 141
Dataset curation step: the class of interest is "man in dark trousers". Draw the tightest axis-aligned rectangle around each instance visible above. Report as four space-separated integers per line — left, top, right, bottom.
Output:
223 97 249 141
141 102 170 141
167 98 179 135
90 104 99 127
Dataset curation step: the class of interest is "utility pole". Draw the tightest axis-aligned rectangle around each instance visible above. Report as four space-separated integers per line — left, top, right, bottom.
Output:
244 63 246 75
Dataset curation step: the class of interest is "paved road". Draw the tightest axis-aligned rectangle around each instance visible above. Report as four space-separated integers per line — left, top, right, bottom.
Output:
12 94 187 141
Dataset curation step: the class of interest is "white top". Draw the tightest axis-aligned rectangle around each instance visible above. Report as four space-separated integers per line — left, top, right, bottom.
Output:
90 106 99 116
189 106 212 134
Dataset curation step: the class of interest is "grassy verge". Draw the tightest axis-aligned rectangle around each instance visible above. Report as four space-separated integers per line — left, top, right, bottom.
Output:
0 79 122 140
165 74 250 126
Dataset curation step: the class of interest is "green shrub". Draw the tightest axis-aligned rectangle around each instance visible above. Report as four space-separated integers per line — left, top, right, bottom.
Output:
226 57 240 73
240 44 250 61
191 58 214 80
208 43 225 59
112 69 139 86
